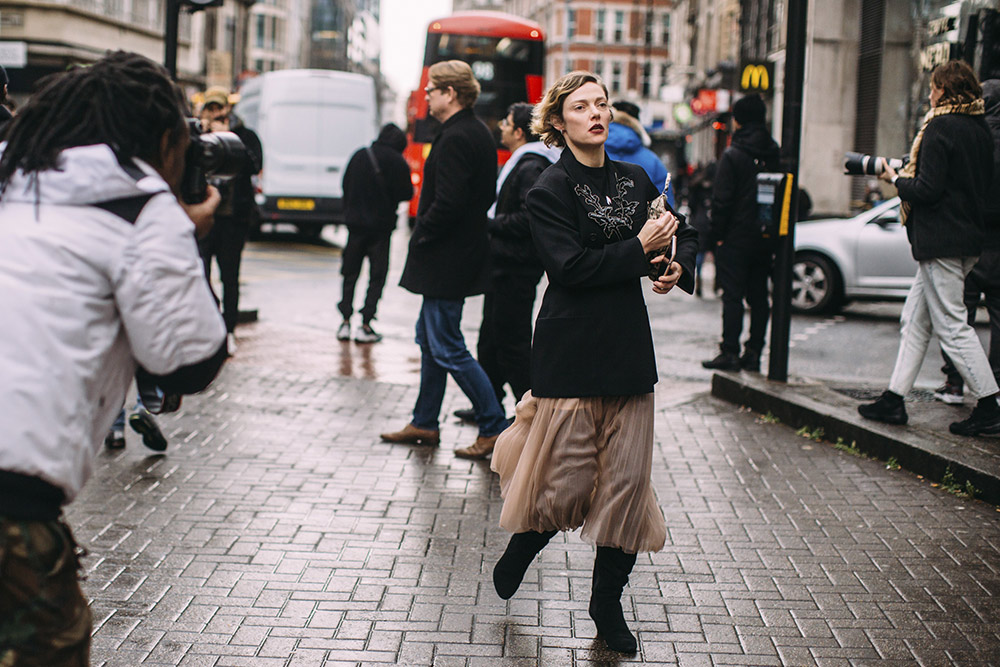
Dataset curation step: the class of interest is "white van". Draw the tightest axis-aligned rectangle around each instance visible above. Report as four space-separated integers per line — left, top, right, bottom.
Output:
235 69 378 235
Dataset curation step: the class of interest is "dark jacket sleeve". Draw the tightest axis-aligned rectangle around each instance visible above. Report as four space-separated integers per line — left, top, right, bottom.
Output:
895 120 949 206
708 149 738 242
490 158 547 241
528 185 649 288
137 341 227 395
672 218 699 294
387 152 414 204
417 133 491 242
236 125 263 174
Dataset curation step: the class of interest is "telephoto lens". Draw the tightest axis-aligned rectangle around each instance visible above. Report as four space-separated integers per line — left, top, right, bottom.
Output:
844 152 907 176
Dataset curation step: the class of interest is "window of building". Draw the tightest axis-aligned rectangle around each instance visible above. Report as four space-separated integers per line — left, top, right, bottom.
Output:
614 11 624 43
611 62 622 93
568 9 576 38
642 62 651 97
596 9 605 41
254 59 264 73
661 13 671 47
660 63 669 87
268 15 277 50
255 14 265 49
594 59 604 80
644 11 653 44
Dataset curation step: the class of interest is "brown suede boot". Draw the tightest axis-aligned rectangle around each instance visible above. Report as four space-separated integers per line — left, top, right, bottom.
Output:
380 423 440 446
454 433 498 459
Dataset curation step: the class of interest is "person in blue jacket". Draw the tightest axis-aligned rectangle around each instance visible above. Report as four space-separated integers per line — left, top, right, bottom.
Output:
606 100 673 206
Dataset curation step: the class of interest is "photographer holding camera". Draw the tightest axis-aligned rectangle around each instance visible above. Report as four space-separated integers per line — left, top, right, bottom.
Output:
858 60 1000 436
0 52 226 663
197 86 263 355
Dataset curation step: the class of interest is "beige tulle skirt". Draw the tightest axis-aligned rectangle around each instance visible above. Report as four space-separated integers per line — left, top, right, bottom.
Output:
491 391 667 554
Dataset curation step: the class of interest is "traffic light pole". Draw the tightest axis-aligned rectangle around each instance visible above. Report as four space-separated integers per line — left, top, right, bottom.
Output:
164 0 180 80
768 0 808 382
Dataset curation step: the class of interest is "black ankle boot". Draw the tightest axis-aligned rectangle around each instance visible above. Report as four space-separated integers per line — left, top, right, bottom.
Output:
589 546 638 654
493 530 557 599
858 390 908 425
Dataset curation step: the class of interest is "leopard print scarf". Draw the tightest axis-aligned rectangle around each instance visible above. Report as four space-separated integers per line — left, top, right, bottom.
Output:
899 97 985 223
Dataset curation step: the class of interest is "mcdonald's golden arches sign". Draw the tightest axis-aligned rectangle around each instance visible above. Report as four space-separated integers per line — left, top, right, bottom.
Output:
740 62 774 92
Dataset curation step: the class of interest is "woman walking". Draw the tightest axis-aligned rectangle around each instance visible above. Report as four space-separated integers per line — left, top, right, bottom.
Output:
490 71 699 654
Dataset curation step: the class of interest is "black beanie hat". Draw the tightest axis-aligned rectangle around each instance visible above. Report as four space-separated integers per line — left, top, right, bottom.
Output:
733 94 766 125
0 65 7 88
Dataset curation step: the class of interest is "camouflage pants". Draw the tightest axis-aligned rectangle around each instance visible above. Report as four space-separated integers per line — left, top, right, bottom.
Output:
0 517 91 666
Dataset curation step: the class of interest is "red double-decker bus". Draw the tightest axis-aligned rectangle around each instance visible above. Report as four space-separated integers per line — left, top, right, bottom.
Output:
404 11 546 219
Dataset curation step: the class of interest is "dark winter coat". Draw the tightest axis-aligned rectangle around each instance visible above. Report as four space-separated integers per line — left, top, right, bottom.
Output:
526 149 699 398
342 124 413 232
223 116 262 221
895 112 993 261
708 123 780 248
0 105 12 139
980 80 1000 250
400 108 497 299
489 151 551 274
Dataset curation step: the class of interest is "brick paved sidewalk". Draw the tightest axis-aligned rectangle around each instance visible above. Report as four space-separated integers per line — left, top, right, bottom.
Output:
65 314 1000 667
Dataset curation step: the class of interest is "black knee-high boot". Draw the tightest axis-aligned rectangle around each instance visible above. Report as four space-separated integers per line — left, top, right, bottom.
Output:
589 546 638 653
493 530 557 599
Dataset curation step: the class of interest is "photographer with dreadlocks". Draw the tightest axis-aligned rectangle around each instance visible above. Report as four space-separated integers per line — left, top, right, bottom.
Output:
0 51 226 664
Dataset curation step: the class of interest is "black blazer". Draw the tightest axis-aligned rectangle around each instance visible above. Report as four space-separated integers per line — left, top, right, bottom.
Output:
400 108 497 298
896 112 993 261
526 149 698 398
489 150 551 274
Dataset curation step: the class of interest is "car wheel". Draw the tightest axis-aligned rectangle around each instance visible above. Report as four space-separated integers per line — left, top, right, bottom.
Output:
791 253 842 314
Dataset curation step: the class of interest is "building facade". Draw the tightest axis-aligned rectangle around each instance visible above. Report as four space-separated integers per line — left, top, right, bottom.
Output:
504 0 676 130
0 0 205 99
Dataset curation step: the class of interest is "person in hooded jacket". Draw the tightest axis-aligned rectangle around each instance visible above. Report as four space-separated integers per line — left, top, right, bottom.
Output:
605 100 674 205
702 94 780 372
337 123 413 343
0 51 226 665
931 78 1000 405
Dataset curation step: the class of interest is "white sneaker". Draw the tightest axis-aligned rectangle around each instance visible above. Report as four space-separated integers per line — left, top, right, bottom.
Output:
354 323 383 343
227 333 238 356
337 321 352 341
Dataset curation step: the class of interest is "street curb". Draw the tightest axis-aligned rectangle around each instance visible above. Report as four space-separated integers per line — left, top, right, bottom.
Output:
711 371 1000 505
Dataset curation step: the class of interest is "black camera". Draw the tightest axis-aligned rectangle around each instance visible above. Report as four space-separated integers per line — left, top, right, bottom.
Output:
843 151 909 176
180 118 249 204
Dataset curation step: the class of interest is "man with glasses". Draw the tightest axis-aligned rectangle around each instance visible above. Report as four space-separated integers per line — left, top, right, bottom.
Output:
381 60 509 458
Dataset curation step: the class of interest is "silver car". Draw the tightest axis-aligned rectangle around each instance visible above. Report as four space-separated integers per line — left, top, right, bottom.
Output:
792 197 916 314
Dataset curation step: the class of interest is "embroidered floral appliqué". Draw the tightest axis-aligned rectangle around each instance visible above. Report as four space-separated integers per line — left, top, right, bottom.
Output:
574 174 638 240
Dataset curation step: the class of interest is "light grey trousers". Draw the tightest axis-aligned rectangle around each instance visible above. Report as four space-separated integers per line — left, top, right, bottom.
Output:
889 257 999 399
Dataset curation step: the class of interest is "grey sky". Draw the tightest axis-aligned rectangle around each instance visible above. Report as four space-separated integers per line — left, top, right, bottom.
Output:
380 0 454 95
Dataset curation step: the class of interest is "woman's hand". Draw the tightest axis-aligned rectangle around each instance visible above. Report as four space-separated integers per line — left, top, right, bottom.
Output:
651 260 682 294
878 158 897 184
181 185 221 240
637 211 678 254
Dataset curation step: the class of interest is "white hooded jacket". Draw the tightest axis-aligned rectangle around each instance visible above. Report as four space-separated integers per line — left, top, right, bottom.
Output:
0 144 226 502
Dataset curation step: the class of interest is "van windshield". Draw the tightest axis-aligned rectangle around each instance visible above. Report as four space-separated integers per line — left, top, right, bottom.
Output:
268 103 371 156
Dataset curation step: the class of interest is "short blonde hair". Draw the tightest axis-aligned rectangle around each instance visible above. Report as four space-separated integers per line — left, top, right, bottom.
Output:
531 71 610 148
429 60 481 109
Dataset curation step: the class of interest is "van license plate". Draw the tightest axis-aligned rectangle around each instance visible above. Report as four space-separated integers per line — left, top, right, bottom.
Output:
277 198 316 211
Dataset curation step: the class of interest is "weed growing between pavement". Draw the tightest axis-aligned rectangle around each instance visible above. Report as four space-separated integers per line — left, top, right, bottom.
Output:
885 456 901 470
833 437 866 457
795 425 825 442
756 411 780 424
935 466 981 499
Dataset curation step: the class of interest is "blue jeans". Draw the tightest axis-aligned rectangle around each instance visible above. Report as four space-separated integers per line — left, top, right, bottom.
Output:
412 297 508 436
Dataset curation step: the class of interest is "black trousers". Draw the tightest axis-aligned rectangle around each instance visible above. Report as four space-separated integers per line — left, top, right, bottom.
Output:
339 228 391 324
477 269 542 403
941 250 1000 388
715 242 773 356
198 215 248 334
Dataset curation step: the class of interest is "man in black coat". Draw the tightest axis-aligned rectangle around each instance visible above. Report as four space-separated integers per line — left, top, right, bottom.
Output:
337 123 413 343
196 86 263 355
453 103 559 430
381 60 508 458
702 94 780 372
